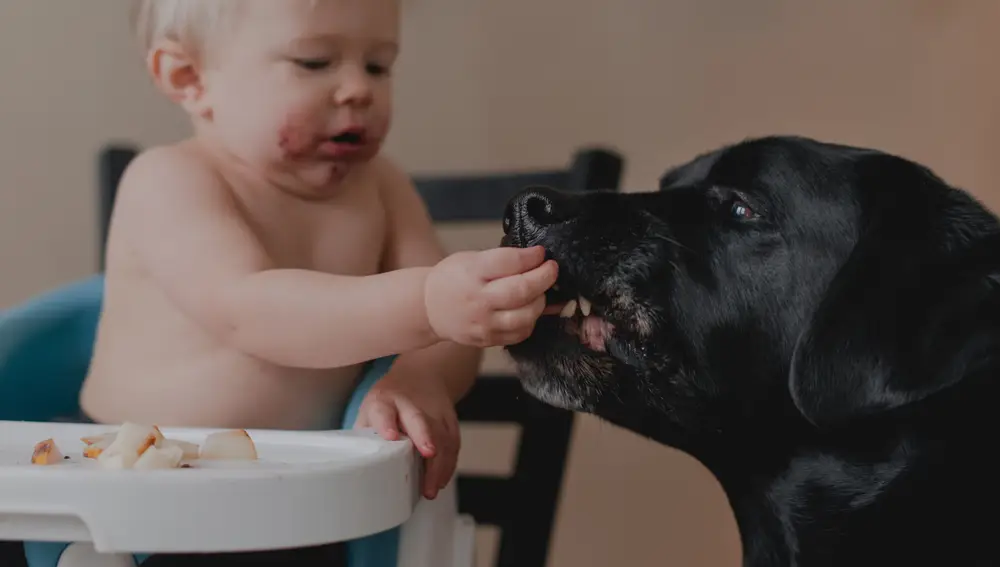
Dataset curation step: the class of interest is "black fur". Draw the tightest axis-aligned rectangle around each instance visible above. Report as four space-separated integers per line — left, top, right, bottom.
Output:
501 135 1000 567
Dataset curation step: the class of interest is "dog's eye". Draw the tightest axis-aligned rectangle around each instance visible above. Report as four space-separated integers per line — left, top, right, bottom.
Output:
730 200 757 220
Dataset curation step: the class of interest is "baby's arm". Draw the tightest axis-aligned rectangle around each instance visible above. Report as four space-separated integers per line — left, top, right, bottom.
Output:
354 157 484 498
374 157 483 402
119 147 446 369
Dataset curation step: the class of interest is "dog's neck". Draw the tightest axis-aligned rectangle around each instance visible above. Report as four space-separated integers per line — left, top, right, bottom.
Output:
639 395 990 567
705 432 912 567
672 424 900 567
594 360 997 566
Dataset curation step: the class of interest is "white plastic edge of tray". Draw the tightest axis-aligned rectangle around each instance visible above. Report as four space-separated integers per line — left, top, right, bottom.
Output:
0 420 420 554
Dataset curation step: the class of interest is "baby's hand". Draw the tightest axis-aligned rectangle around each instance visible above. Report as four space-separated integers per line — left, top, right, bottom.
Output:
354 375 460 500
425 246 558 347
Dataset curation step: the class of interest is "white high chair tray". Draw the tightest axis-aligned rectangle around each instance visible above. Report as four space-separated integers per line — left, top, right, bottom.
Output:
0 420 420 554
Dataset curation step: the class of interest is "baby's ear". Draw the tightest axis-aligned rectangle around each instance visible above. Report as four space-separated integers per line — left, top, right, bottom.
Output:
147 40 210 118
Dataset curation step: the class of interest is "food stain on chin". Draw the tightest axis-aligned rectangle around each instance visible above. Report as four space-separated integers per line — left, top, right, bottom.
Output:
276 116 352 190
328 162 348 183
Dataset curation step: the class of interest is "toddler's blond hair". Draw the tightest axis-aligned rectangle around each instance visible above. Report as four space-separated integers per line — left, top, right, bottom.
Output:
131 0 241 54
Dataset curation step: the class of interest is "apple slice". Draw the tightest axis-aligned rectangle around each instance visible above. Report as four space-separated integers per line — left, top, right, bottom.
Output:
96 452 131 470
160 439 200 460
82 433 115 459
31 439 64 465
83 444 105 459
199 429 258 460
117 423 160 454
96 422 160 469
150 425 166 447
80 432 115 446
97 447 139 469
133 444 184 470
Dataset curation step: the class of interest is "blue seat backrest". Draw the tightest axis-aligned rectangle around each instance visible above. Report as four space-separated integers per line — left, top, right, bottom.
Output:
0 275 105 422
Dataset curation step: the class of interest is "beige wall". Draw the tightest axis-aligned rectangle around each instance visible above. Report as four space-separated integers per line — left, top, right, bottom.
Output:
2 1 999 566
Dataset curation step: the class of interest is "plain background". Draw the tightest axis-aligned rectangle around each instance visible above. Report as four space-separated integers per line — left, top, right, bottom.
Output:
2 1 999 565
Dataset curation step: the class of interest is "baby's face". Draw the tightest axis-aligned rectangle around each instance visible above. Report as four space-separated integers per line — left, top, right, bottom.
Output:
199 0 399 189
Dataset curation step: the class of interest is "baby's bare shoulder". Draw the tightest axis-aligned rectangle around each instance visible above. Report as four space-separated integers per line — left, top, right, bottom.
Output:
112 143 252 243
110 143 270 277
115 143 228 211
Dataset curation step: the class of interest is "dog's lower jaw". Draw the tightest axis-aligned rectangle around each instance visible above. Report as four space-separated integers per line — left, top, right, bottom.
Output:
513 361 596 412
521 378 593 412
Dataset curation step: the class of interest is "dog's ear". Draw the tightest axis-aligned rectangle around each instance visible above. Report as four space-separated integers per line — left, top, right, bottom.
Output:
788 154 1000 428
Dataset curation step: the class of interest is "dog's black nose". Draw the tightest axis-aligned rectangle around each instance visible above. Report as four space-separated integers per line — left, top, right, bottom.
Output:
502 186 576 247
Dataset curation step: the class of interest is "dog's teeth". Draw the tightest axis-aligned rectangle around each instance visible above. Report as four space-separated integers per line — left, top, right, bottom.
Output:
559 299 578 318
579 296 592 316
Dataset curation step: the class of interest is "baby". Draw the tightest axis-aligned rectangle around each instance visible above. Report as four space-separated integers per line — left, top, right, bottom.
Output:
41 0 556 564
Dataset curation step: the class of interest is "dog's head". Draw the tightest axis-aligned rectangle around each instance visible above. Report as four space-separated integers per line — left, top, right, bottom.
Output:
503 135 1000 442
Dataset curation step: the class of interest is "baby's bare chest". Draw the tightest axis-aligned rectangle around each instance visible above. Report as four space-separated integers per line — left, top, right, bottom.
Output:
248 194 387 277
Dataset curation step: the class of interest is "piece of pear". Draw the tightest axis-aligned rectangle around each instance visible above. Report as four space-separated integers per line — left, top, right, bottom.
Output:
31 438 64 465
96 422 160 469
199 429 258 460
160 439 200 460
133 444 185 470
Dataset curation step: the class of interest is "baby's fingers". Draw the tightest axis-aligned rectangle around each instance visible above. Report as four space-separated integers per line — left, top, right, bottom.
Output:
492 295 546 333
475 246 547 280
398 405 436 459
483 260 558 310
422 428 459 500
423 454 448 500
365 401 401 441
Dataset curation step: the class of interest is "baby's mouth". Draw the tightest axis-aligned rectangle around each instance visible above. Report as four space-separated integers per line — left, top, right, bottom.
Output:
315 128 370 159
330 131 365 146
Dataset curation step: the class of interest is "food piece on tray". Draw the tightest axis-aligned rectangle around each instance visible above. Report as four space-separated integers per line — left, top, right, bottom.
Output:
81 425 166 459
80 432 115 446
83 444 105 459
133 444 185 470
43 423 258 469
200 429 258 460
96 422 162 469
31 438 64 465
95 451 131 470
81 432 115 459
160 438 200 460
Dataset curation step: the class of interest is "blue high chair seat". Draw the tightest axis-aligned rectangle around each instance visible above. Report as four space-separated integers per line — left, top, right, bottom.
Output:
0 275 404 566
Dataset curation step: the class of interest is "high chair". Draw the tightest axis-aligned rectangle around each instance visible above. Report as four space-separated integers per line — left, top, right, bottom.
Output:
0 275 476 567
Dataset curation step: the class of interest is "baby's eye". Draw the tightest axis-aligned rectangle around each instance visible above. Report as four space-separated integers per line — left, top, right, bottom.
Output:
293 58 331 71
365 63 389 77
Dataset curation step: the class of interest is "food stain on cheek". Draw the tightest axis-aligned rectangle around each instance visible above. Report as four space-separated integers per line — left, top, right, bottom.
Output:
277 124 315 160
277 110 327 160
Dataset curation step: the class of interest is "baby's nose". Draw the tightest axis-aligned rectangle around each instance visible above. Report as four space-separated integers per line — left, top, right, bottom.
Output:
334 73 374 107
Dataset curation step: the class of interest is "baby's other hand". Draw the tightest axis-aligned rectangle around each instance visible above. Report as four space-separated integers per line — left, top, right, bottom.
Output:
425 246 558 347
354 375 460 500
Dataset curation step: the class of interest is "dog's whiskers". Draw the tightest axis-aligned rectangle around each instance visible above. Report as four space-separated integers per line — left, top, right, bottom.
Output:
663 235 696 255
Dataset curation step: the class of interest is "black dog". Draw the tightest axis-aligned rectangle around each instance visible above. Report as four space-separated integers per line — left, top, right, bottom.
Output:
501 135 1000 567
